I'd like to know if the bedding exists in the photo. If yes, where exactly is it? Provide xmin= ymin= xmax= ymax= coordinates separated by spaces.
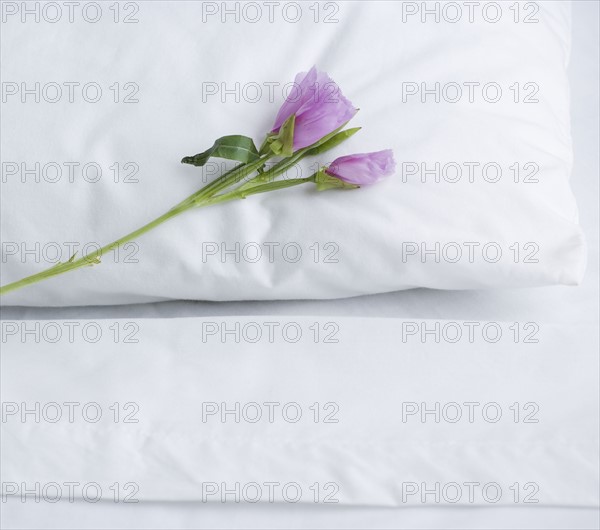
xmin=3 ymin=503 xmax=599 ymax=530
xmin=0 ymin=0 xmax=587 ymax=306
xmin=2 ymin=503 xmax=598 ymax=530
xmin=1 ymin=2 xmax=598 ymax=529
xmin=2 ymin=316 xmax=598 ymax=506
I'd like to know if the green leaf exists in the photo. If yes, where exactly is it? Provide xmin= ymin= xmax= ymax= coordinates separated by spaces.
xmin=181 ymin=135 xmax=260 ymax=167
xmin=305 ymin=127 xmax=361 ymax=156
xmin=315 ymin=168 xmax=359 ymax=191
xmin=299 ymin=112 xmax=359 ymax=156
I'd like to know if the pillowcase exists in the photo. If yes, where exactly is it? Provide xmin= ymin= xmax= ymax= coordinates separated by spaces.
xmin=0 ymin=1 xmax=585 ymax=306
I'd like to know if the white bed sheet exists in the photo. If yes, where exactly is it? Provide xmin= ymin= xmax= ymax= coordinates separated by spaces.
xmin=2 ymin=503 xmax=599 ymax=530
xmin=3 ymin=316 xmax=597 ymax=505
xmin=1 ymin=1 xmax=598 ymax=529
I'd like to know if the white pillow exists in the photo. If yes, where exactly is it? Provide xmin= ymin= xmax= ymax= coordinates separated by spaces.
xmin=0 ymin=1 xmax=585 ymax=306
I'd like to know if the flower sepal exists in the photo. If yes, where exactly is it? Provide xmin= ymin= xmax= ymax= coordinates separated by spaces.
xmin=262 ymin=114 xmax=296 ymax=157
xmin=314 ymin=168 xmax=360 ymax=191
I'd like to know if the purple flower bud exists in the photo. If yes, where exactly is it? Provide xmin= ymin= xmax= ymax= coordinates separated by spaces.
xmin=272 ymin=67 xmax=357 ymax=150
xmin=325 ymin=150 xmax=396 ymax=185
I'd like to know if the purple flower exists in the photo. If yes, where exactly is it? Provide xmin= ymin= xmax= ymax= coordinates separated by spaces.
xmin=272 ymin=67 xmax=357 ymax=150
xmin=325 ymin=150 xmax=396 ymax=185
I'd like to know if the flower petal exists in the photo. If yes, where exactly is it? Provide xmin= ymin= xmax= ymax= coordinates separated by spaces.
xmin=325 ymin=150 xmax=396 ymax=185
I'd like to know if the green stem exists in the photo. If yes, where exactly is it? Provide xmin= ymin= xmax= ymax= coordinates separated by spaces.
xmin=0 ymin=175 xmax=318 ymax=296
xmin=0 ymin=202 xmax=191 ymax=296
xmin=0 ymin=124 xmax=358 ymax=297
xmin=0 ymin=156 xmax=274 ymax=297
xmin=210 ymin=176 xmax=316 ymax=205
xmin=241 ymin=125 xmax=361 ymax=189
